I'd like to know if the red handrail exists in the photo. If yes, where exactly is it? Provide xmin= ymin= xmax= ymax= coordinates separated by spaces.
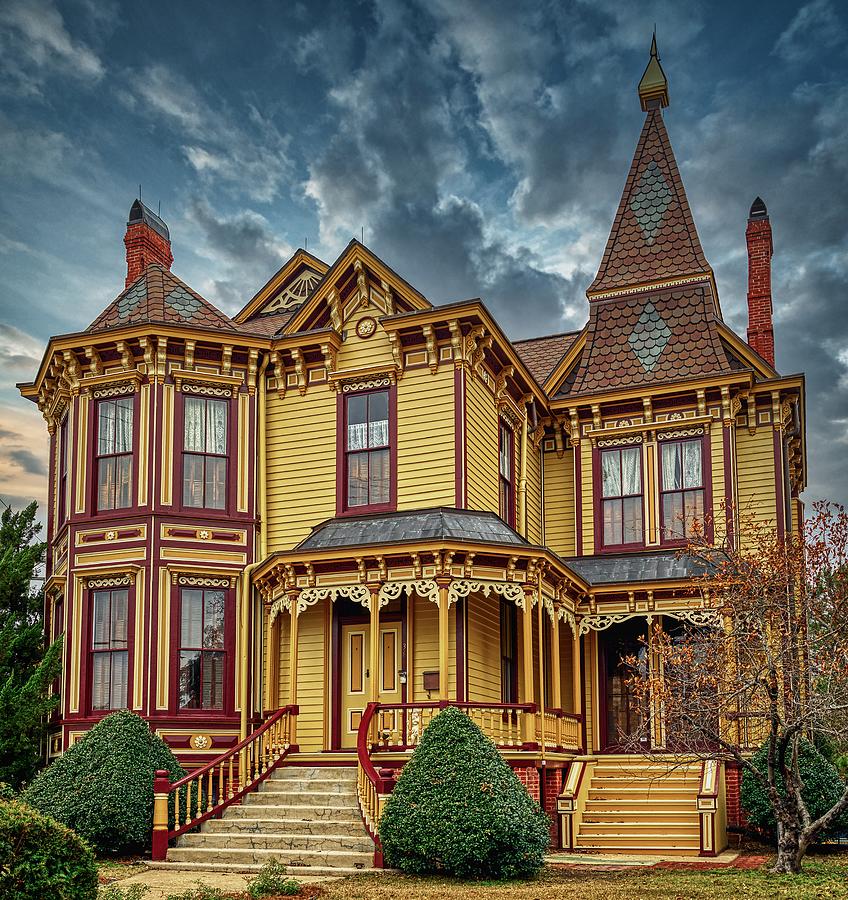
xmin=152 ymin=705 xmax=298 ymax=860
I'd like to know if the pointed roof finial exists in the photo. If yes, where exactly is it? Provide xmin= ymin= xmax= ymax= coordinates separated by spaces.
xmin=638 ymin=31 xmax=669 ymax=111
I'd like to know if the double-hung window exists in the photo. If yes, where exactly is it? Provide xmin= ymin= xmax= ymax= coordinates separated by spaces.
xmin=600 ymin=446 xmax=643 ymax=548
xmin=345 ymin=390 xmax=390 ymax=509
xmin=660 ymin=439 xmax=705 ymax=542
xmin=96 ymin=397 xmax=133 ymax=511
xmin=178 ymin=588 xmax=226 ymax=710
xmin=91 ymin=589 xmax=128 ymax=710
xmin=183 ymin=397 xmax=228 ymax=509
xmin=499 ymin=422 xmax=515 ymax=527
xmin=500 ymin=598 xmax=517 ymax=703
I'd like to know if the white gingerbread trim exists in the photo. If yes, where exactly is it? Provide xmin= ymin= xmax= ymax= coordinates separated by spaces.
xmin=378 ymin=579 xmax=439 ymax=609
xmin=448 ymin=579 xmax=527 ymax=609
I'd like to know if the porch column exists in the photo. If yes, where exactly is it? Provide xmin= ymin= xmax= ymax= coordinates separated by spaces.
xmin=263 ymin=608 xmax=274 ymax=712
xmin=287 ymin=591 xmax=299 ymax=745
xmin=369 ymin=587 xmax=381 ymax=703
xmin=550 ymin=611 xmax=562 ymax=748
xmin=571 ymin=626 xmax=582 ymax=723
xmin=522 ymin=586 xmax=536 ymax=744
xmin=648 ymin=615 xmax=665 ymax=748
xmin=438 ymin=579 xmax=450 ymax=700
xmin=536 ymin=588 xmax=546 ymax=755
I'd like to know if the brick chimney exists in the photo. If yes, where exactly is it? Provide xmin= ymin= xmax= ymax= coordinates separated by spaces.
xmin=124 ymin=199 xmax=173 ymax=288
xmin=746 ymin=196 xmax=775 ymax=367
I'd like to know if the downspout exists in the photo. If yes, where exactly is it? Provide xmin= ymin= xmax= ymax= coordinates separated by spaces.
xmin=240 ymin=354 xmax=270 ymax=742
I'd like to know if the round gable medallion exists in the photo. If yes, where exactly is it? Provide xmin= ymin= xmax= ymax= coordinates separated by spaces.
xmin=356 ymin=316 xmax=377 ymax=339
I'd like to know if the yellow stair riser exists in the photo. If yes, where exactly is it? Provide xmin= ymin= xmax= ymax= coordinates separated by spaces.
xmin=579 ymin=822 xmax=700 ymax=836
xmin=586 ymin=790 xmax=696 ymax=802
xmin=582 ymin=813 xmax=700 ymax=825
xmin=575 ymin=841 xmax=702 ymax=856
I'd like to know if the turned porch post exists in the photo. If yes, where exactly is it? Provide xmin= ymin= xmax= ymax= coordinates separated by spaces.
xmin=287 ymin=590 xmax=299 ymax=745
xmin=572 ymin=625 xmax=583 ymax=725
xmin=263 ymin=608 xmax=274 ymax=712
xmin=550 ymin=608 xmax=562 ymax=747
xmin=438 ymin=579 xmax=450 ymax=700
xmin=369 ymin=587 xmax=381 ymax=703
xmin=522 ymin=585 xmax=536 ymax=744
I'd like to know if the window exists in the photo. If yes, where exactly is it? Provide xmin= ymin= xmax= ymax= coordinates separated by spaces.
xmin=96 ymin=397 xmax=133 ymax=511
xmin=500 ymin=599 xmax=517 ymax=703
xmin=91 ymin=589 xmax=128 ymax=710
xmin=600 ymin=446 xmax=643 ymax=547
xmin=183 ymin=397 xmax=228 ymax=509
xmin=58 ymin=415 xmax=68 ymax=525
xmin=499 ymin=421 xmax=515 ymax=527
xmin=660 ymin=439 xmax=704 ymax=542
xmin=178 ymin=588 xmax=226 ymax=710
xmin=345 ymin=390 xmax=390 ymax=509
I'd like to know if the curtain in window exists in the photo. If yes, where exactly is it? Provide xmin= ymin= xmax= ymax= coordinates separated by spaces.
xmin=621 ymin=447 xmax=641 ymax=494
xmin=347 ymin=423 xmax=368 ymax=451
xmin=184 ymin=398 xmax=205 ymax=452
xmin=114 ymin=399 xmax=133 ymax=453
xmin=111 ymin=651 xmax=128 ymax=709
xmin=111 ymin=591 xmax=128 ymax=645
xmin=98 ymin=403 xmax=115 ymax=454
xmin=92 ymin=591 xmax=110 ymax=649
xmin=204 ymin=457 xmax=227 ymax=509
xmin=92 ymin=654 xmax=110 ymax=709
xmin=369 ymin=449 xmax=390 ymax=505
xmin=601 ymin=452 xmax=621 ymax=497
xmin=368 ymin=419 xmax=389 ymax=447
xmin=181 ymin=590 xmax=203 ymax=647
xmin=683 ymin=440 xmax=702 ymax=488
xmin=207 ymin=400 xmax=227 ymax=454
xmin=662 ymin=442 xmax=681 ymax=491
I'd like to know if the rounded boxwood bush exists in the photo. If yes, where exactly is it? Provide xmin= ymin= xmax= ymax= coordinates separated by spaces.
xmin=23 ymin=709 xmax=185 ymax=855
xmin=0 ymin=798 xmax=98 ymax=899
xmin=378 ymin=706 xmax=550 ymax=879
xmin=742 ymin=738 xmax=848 ymax=840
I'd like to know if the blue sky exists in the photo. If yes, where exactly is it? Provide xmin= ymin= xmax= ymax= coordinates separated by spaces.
xmin=1 ymin=0 xmax=846 ymax=512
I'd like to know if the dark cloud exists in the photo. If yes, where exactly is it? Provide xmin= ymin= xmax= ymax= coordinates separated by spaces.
xmin=7 ymin=448 xmax=46 ymax=476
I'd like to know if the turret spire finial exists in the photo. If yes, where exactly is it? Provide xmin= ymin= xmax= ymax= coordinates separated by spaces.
xmin=638 ymin=32 xmax=669 ymax=111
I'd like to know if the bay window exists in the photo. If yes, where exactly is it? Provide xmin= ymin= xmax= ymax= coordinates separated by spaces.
xmin=600 ymin=445 xmax=644 ymax=548
xmin=499 ymin=421 xmax=515 ymax=527
xmin=91 ymin=588 xmax=128 ymax=710
xmin=660 ymin=438 xmax=705 ymax=542
xmin=178 ymin=588 xmax=226 ymax=710
xmin=344 ymin=390 xmax=390 ymax=509
xmin=96 ymin=397 xmax=133 ymax=511
xmin=183 ymin=397 xmax=228 ymax=509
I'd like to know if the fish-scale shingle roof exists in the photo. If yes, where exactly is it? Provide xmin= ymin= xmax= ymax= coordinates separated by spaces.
xmin=513 ymin=332 xmax=580 ymax=386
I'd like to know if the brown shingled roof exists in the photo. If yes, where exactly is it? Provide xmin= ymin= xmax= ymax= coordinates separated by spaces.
xmin=88 ymin=265 xmax=237 ymax=334
xmin=513 ymin=332 xmax=580 ymax=386
xmin=588 ymin=108 xmax=710 ymax=296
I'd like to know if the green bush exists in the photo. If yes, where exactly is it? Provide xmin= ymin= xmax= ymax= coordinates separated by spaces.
xmin=23 ymin=709 xmax=185 ymax=855
xmin=164 ymin=883 xmax=225 ymax=900
xmin=378 ymin=706 xmax=550 ymax=880
xmin=741 ymin=738 xmax=848 ymax=840
xmin=0 ymin=798 xmax=98 ymax=899
xmin=98 ymin=885 xmax=150 ymax=900
xmin=247 ymin=860 xmax=300 ymax=897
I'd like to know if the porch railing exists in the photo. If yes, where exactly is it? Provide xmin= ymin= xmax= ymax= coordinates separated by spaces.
xmin=355 ymin=700 xmax=582 ymax=864
xmin=722 ymin=710 xmax=770 ymax=750
xmin=152 ymin=705 xmax=298 ymax=861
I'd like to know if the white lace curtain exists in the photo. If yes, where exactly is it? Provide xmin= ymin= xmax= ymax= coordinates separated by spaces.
xmin=602 ymin=447 xmax=641 ymax=498
xmin=185 ymin=397 xmax=228 ymax=454
xmin=347 ymin=419 xmax=389 ymax=451
xmin=661 ymin=440 xmax=702 ymax=491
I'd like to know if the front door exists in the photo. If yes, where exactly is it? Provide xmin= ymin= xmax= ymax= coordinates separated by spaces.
xmin=600 ymin=619 xmax=650 ymax=751
xmin=339 ymin=622 xmax=403 ymax=750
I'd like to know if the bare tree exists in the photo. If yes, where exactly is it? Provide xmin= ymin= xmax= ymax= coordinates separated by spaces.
xmin=623 ymin=502 xmax=848 ymax=874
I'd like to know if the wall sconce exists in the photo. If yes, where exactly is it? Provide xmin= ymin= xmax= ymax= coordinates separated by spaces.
xmin=398 ymin=669 xmax=407 ymax=685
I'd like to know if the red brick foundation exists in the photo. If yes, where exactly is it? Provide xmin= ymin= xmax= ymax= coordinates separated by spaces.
xmin=512 ymin=764 xmax=540 ymax=801
xmin=512 ymin=764 xmax=562 ymax=847
xmin=725 ymin=761 xmax=746 ymax=828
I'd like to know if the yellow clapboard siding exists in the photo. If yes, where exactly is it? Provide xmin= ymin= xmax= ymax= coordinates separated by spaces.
xmin=543 ymin=448 xmax=576 ymax=556
xmin=466 ymin=593 xmax=501 ymax=703
xmin=559 ymin=622 xmax=575 ymax=714
xmin=411 ymin=596 xmax=456 ymax=700
xmin=735 ymin=427 xmax=778 ymax=536
xmin=580 ymin=441 xmax=594 ymax=555
xmin=295 ymin=604 xmax=326 ymax=752
xmin=336 ymin=308 xmax=395 ymax=371
xmin=277 ymin=614 xmax=290 ymax=708
xmin=709 ymin=424 xmax=726 ymax=539
xmin=526 ymin=440 xmax=543 ymax=544
xmin=465 ymin=374 xmax=499 ymax=514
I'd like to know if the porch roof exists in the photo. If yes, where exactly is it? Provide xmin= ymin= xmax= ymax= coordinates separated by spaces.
xmin=296 ymin=507 xmax=529 ymax=551
xmin=562 ymin=550 xmax=707 ymax=586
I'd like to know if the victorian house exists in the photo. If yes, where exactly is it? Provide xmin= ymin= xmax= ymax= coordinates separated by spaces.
xmin=19 ymin=43 xmax=805 ymax=866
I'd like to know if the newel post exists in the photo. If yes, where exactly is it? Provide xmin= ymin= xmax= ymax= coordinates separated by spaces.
xmin=151 ymin=770 xmax=170 ymax=861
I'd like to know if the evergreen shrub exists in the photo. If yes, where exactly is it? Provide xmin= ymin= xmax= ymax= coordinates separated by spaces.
xmin=377 ymin=706 xmax=550 ymax=879
xmin=741 ymin=738 xmax=848 ymax=840
xmin=0 ymin=798 xmax=98 ymax=900
xmin=23 ymin=709 xmax=185 ymax=854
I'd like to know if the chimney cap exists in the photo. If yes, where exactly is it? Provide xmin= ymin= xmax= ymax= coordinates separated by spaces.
xmin=749 ymin=196 xmax=768 ymax=220
xmin=128 ymin=198 xmax=170 ymax=241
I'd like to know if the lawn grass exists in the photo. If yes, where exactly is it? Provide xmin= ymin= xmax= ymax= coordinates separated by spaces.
xmin=322 ymin=854 xmax=848 ymax=900
xmin=97 ymin=858 xmax=148 ymax=883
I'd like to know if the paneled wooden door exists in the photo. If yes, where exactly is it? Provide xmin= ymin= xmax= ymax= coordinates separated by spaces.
xmin=340 ymin=622 xmax=403 ymax=750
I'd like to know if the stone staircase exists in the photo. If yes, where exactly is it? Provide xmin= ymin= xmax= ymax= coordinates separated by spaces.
xmin=160 ymin=765 xmax=375 ymax=874
xmin=575 ymin=756 xmax=702 ymax=854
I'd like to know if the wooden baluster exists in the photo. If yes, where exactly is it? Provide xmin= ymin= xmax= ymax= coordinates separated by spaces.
xmin=227 ymin=756 xmax=234 ymax=799
xmin=217 ymin=762 xmax=224 ymax=809
xmin=207 ymin=768 xmax=213 ymax=813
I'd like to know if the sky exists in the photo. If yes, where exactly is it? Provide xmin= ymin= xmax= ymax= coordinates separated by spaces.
xmin=0 ymin=0 xmax=846 ymax=515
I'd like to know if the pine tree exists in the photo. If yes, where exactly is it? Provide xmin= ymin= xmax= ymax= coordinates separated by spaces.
xmin=0 ymin=502 xmax=61 ymax=788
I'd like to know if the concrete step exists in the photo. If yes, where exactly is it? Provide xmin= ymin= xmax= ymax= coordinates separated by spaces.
xmin=247 ymin=790 xmax=358 ymax=806
xmin=179 ymin=832 xmax=374 ymax=852
xmin=229 ymin=804 xmax=361 ymax=821
xmin=260 ymin=778 xmax=358 ymax=794
xmin=167 ymin=846 xmax=374 ymax=869
xmin=269 ymin=766 xmax=357 ymax=780
xmin=205 ymin=817 xmax=364 ymax=836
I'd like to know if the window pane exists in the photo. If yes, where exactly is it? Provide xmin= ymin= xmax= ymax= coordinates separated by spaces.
xmin=92 ymin=591 xmax=110 ymax=649
xmin=603 ymin=498 xmax=623 ymax=546
xmin=207 ymin=400 xmax=228 ymax=455
xmin=685 ymin=489 xmax=705 ymax=533
xmin=622 ymin=496 xmax=643 ymax=543
xmin=500 ymin=426 xmax=512 ymax=480
xmin=98 ymin=400 xmax=115 ymax=455
xmin=92 ymin=654 xmax=111 ymax=709
xmin=369 ymin=449 xmax=390 ymax=505
xmin=203 ymin=591 xmax=225 ymax=649
xmin=111 ymin=590 xmax=128 ymax=647
xmin=115 ymin=455 xmax=132 ymax=509
xmin=184 ymin=398 xmax=206 ymax=452
xmin=601 ymin=450 xmax=621 ymax=498
xmin=368 ymin=392 xmax=389 ymax=448
xmin=114 ymin=398 xmax=133 ymax=453
xmin=98 ymin=457 xmax=115 ymax=511
xmin=347 ymin=396 xmax=367 ymax=450
xmin=683 ymin=440 xmax=702 ymax=489
xmin=662 ymin=442 xmax=682 ymax=491
xmin=205 ymin=457 xmax=227 ymax=510
xmin=181 ymin=590 xmax=203 ymax=647
xmin=347 ymin=452 xmax=369 ymax=506
xmin=111 ymin=650 xmax=128 ymax=709
xmin=179 ymin=650 xmax=201 ymax=708
xmin=202 ymin=651 xmax=225 ymax=709
xmin=621 ymin=448 xmax=642 ymax=495
xmin=183 ymin=454 xmax=205 ymax=507
xmin=663 ymin=492 xmax=685 ymax=540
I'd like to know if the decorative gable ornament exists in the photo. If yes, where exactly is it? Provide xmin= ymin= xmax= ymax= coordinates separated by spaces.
xmin=262 ymin=269 xmax=322 ymax=315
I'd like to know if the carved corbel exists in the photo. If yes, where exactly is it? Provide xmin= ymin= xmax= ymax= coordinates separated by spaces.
xmin=553 ymin=418 xmax=564 ymax=457
xmin=591 ymin=404 xmax=601 ymax=431
xmin=720 ymin=386 xmax=732 ymax=423
xmin=386 ymin=331 xmax=404 ymax=378
xmin=85 ymin=346 xmax=103 ymax=376
xmin=221 ymin=345 xmax=233 ymax=375
xmin=422 ymin=324 xmax=438 ymax=374
xmin=292 ymin=348 xmax=307 ymax=395
xmin=742 ymin=391 xmax=756 ymax=435
xmin=642 ymin=396 xmax=653 ymax=423
xmin=320 ymin=342 xmax=337 ymax=380
xmin=463 ymin=324 xmax=485 ymax=368
xmin=531 ymin=421 xmax=546 ymax=449
xmin=472 ymin=335 xmax=493 ymax=377
xmin=327 ymin=289 xmax=342 ymax=332
xmin=61 ymin=350 xmax=80 ymax=391
xmin=354 ymin=259 xmax=369 ymax=308
xmin=138 ymin=337 xmax=153 ymax=371
xmin=247 ymin=349 xmax=259 ymax=394
xmin=114 ymin=341 xmax=132 ymax=371
xmin=156 ymin=337 xmax=168 ymax=382
xmin=270 ymin=351 xmax=286 ymax=399
xmin=696 ymin=389 xmax=706 ymax=417
xmin=381 ymin=281 xmax=395 ymax=316
xmin=184 ymin=340 xmax=195 ymax=370
xmin=448 ymin=320 xmax=464 ymax=366
xmin=494 ymin=365 xmax=514 ymax=401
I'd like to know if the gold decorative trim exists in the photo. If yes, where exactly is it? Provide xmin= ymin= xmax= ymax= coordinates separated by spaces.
xmin=588 ymin=272 xmax=711 ymax=302
xmin=86 ymin=573 xmax=132 ymax=589
xmin=92 ymin=380 xmax=136 ymax=399
xmin=656 ymin=426 xmax=706 ymax=441
xmin=597 ymin=434 xmax=643 ymax=448
xmin=181 ymin=382 xmax=234 ymax=398
xmin=175 ymin=574 xmax=233 ymax=588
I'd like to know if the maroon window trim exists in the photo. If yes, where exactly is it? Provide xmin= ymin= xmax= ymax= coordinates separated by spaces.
xmin=658 ymin=434 xmax=713 ymax=546
xmin=58 ymin=414 xmax=69 ymax=526
xmin=336 ymin=385 xmax=397 ymax=516
xmin=594 ymin=444 xmax=646 ymax=552
xmin=169 ymin=583 xmax=236 ymax=717
xmin=93 ymin=396 xmax=135 ymax=513
xmin=500 ymin=598 xmax=518 ymax=703
xmin=499 ymin=420 xmax=516 ymax=527
xmin=84 ymin=584 xmax=135 ymax=716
